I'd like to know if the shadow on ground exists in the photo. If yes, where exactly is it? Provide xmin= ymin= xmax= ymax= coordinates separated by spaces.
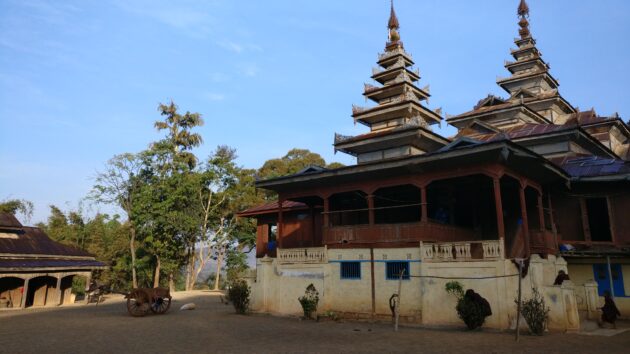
xmin=1 ymin=291 xmax=629 ymax=354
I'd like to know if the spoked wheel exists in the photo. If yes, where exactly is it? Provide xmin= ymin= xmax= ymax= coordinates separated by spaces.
xmin=127 ymin=297 xmax=150 ymax=317
xmin=150 ymin=296 xmax=172 ymax=314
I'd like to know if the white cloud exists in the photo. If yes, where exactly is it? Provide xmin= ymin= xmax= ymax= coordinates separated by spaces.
xmin=238 ymin=63 xmax=259 ymax=77
xmin=205 ymin=93 xmax=225 ymax=101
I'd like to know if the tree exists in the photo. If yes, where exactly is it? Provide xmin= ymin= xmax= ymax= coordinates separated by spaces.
xmin=0 ymin=198 xmax=34 ymax=222
xmin=91 ymin=153 xmax=143 ymax=288
xmin=132 ymin=101 xmax=205 ymax=289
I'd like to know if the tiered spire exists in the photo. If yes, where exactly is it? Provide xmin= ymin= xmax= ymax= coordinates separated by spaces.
xmin=497 ymin=0 xmax=559 ymax=96
xmin=446 ymin=0 xmax=575 ymax=129
xmin=335 ymin=1 xmax=448 ymax=164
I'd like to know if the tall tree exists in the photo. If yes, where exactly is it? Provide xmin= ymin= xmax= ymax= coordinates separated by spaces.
xmin=91 ymin=153 xmax=143 ymax=288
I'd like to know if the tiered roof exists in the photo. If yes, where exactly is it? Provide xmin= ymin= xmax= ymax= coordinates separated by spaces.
xmin=448 ymin=0 xmax=575 ymax=129
xmin=335 ymin=1 xmax=448 ymax=164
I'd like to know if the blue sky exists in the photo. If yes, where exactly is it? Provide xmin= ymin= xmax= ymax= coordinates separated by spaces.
xmin=1 ymin=0 xmax=629 ymax=224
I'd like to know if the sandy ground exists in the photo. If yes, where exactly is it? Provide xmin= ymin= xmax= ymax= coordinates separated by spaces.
xmin=1 ymin=291 xmax=629 ymax=354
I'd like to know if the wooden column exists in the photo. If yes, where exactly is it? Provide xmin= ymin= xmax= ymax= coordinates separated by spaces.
xmin=421 ymin=186 xmax=428 ymax=223
xmin=367 ymin=194 xmax=375 ymax=225
xmin=278 ymin=199 xmax=284 ymax=249
xmin=493 ymin=178 xmax=505 ymax=239
xmin=84 ymin=273 xmax=92 ymax=304
xmin=55 ymin=275 xmax=62 ymax=306
xmin=20 ymin=277 xmax=30 ymax=308
xmin=537 ymin=193 xmax=545 ymax=232
xmin=323 ymin=197 xmax=330 ymax=228
xmin=519 ymin=185 xmax=530 ymax=256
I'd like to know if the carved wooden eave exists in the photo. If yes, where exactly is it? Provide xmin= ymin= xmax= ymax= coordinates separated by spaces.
xmin=256 ymin=140 xmax=569 ymax=193
xmin=505 ymin=57 xmax=549 ymax=74
xmin=353 ymin=100 xmax=442 ymax=127
xmin=363 ymin=81 xmax=429 ymax=102
xmin=497 ymin=71 xmax=559 ymax=89
xmin=334 ymin=125 xmax=449 ymax=156
xmin=513 ymin=127 xmax=620 ymax=160
xmin=447 ymin=104 xmax=550 ymax=129
xmin=371 ymin=66 xmax=420 ymax=85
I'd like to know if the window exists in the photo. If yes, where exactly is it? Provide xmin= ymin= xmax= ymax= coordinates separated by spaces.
xmin=585 ymin=198 xmax=612 ymax=242
xmin=593 ymin=264 xmax=626 ymax=297
xmin=386 ymin=262 xmax=410 ymax=280
xmin=340 ymin=262 xmax=361 ymax=280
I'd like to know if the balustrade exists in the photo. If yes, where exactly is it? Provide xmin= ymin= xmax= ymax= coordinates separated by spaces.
xmin=277 ymin=247 xmax=327 ymax=264
xmin=420 ymin=240 xmax=504 ymax=262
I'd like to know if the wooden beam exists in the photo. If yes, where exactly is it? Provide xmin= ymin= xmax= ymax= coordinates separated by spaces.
xmin=421 ymin=186 xmax=428 ymax=223
xmin=367 ymin=195 xmax=375 ymax=225
xmin=278 ymin=199 xmax=284 ymax=249
xmin=519 ymin=185 xmax=530 ymax=256
xmin=493 ymin=177 xmax=505 ymax=239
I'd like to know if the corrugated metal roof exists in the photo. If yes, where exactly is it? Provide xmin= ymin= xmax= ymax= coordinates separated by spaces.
xmin=0 ymin=213 xmax=23 ymax=230
xmin=558 ymin=156 xmax=630 ymax=178
xmin=467 ymin=123 xmax=573 ymax=142
xmin=0 ymin=226 xmax=94 ymax=258
xmin=238 ymin=200 xmax=308 ymax=217
xmin=0 ymin=258 xmax=106 ymax=270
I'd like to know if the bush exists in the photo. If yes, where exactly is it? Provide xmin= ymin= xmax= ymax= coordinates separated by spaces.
xmin=298 ymin=284 xmax=319 ymax=319
xmin=227 ymin=280 xmax=250 ymax=314
xmin=445 ymin=282 xmax=492 ymax=330
xmin=520 ymin=288 xmax=550 ymax=335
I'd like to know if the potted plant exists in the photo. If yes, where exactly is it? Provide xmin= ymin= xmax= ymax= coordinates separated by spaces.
xmin=298 ymin=284 xmax=319 ymax=319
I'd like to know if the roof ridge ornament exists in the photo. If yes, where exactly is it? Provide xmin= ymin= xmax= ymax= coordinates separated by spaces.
xmin=517 ymin=0 xmax=531 ymax=39
xmin=387 ymin=0 xmax=401 ymax=44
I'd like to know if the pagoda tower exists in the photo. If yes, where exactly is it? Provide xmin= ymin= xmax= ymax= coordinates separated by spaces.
xmin=335 ymin=1 xmax=448 ymax=164
xmin=447 ymin=0 xmax=576 ymax=131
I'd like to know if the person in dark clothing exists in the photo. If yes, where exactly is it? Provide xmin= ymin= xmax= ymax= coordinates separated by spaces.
xmin=553 ymin=270 xmax=570 ymax=285
xmin=599 ymin=291 xmax=621 ymax=329
xmin=465 ymin=289 xmax=492 ymax=317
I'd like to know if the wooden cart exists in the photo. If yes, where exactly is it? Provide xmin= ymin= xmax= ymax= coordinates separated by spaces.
xmin=125 ymin=287 xmax=172 ymax=317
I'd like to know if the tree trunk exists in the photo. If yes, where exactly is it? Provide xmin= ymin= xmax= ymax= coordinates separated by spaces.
xmin=169 ymin=272 xmax=175 ymax=293
xmin=153 ymin=255 xmax=161 ymax=288
xmin=213 ymin=251 xmax=223 ymax=291
xmin=130 ymin=225 xmax=138 ymax=288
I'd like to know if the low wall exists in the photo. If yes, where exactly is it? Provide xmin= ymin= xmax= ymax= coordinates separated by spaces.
xmin=248 ymin=250 xmax=580 ymax=331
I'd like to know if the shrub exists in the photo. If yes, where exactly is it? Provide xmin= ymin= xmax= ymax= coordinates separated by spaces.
xmin=520 ymin=288 xmax=550 ymax=335
xmin=227 ymin=280 xmax=250 ymax=314
xmin=298 ymin=284 xmax=319 ymax=319
xmin=445 ymin=282 xmax=492 ymax=330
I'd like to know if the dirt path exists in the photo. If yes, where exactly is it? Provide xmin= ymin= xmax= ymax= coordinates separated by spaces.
xmin=0 ymin=291 xmax=628 ymax=354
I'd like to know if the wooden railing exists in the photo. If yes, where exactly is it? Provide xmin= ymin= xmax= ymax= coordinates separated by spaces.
xmin=324 ymin=222 xmax=475 ymax=245
xmin=420 ymin=240 xmax=504 ymax=262
xmin=277 ymin=247 xmax=327 ymax=264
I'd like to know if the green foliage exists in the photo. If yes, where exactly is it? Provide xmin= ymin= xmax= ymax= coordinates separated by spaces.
xmin=0 ymin=198 xmax=34 ymax=221
xmin=72 ymin=277 xmax=86 ymax=296
xmin=455 ymin=297 xmax=489 ymax=330
xmin=228 ymin=280 xmax=250 ymax=314
xmin=445 ymin=282 xmax=490 ymax=330
xmin=520 ymin=288 xmax=550 ymax=335
xmin=298 ymin=284 xmax=320 ymax=319
xmin=225 ymin=249 xmax=248 ymax=284
xmin=445 ymin=281 xmax=464 ymax=300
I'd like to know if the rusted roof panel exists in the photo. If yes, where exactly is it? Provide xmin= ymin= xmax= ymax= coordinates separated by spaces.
xmin=0 ymin=226 xmax=94 ymax=257
xmin=238 ymin=200 xmax=308 ymax=217
xmin=0 ymin=258 xmax=106 ymax=270
xmin=0 ymin=213 xmax=23 ymax=230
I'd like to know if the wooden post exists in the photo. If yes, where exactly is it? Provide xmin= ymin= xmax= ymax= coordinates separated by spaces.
xmin=20 ymin=277 xmax=30 ymax=309
xmin=55 ymin=276 xmax=62 ymax=306
xmin=394 ymin=268 xmax=405 ymax=332
xmin=278 ymin=199 xmax=284 ymax=249
xmin=493 ymin=178 xmax=505 ymax=239
xmin=537 ymin=193 xmax=545 ymax=232
xmin=367 ymin=194 xmax=375 ymax=225
xmin=516 ymin=259 xmax=523 ymax=342
xmin=323 ymin=197 xmax=330 ymax=228
xmin=421 ymin=186 xmax=428 ymax=223
xmin=370 ymin=248 xmax=376 ymax=316
xmin=519 ymin=186 xmax=530 ymax=256
xmin=607 ymin=256 xmax=615 ymax=299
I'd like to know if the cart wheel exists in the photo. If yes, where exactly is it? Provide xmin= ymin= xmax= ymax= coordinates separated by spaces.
xmin=150 ymin=296 xmax=172 ymax=314
xmin=127 ymin=297 xmax=149 ymax=317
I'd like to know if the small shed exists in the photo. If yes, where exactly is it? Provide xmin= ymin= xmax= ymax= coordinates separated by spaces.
xmin=0 ymin=213 xmax=106 ymax=308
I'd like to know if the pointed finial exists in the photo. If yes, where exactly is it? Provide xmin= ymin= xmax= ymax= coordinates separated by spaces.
xmin=388 ymin=0 xmax=400 ymax=29
xmin=517 ymin=0 xmax=531 ymax=39
xmin=518 ymin=0 xmax=530 ymax=18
